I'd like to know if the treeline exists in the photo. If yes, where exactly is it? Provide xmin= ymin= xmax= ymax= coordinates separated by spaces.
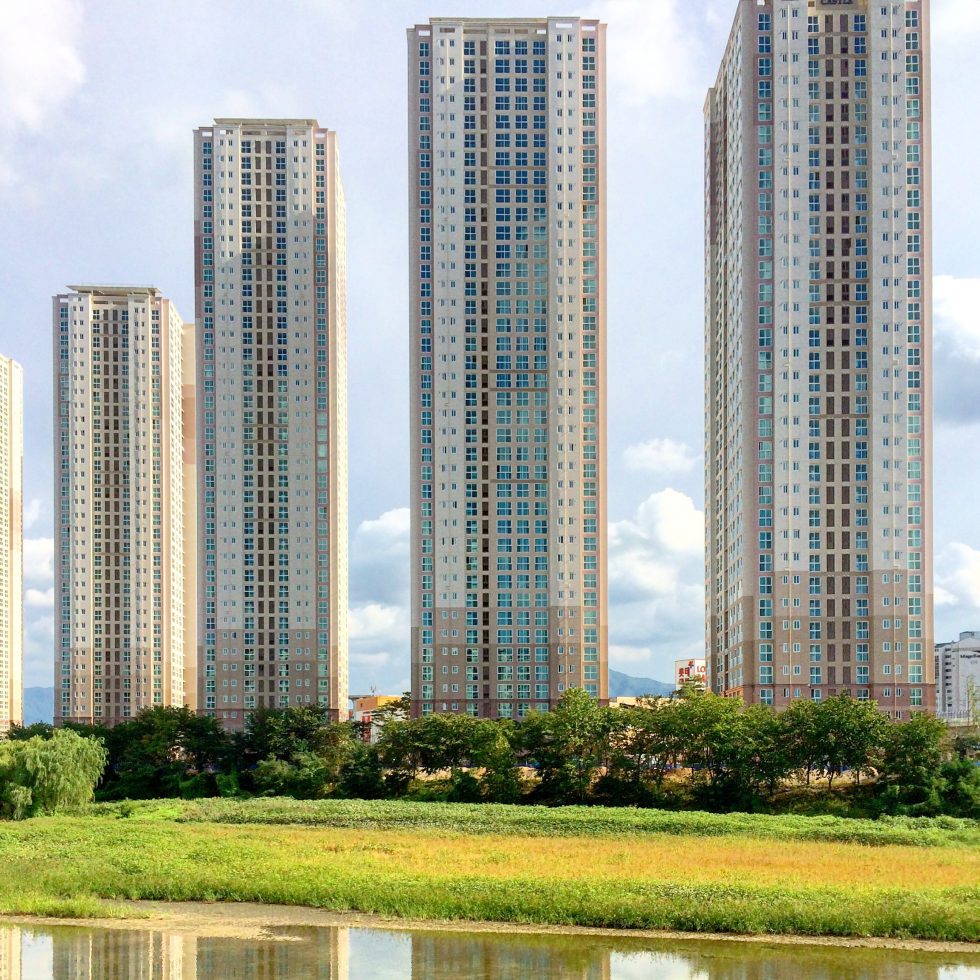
xmin=7 ymin=689 xmax=980 ymax=819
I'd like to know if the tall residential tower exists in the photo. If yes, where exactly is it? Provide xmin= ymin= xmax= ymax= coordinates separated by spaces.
xmin=0 ymin=354 xmax=22 ymax=735
xmin=194 ymin=119 xmax=348 ymax=728
xmin=705 ymin=0 xmax=933 ymax=715
xmin=408 ymin=18 xmax=608 ymax=718
xmin=54 ymin=287 xmax=192 ymax=725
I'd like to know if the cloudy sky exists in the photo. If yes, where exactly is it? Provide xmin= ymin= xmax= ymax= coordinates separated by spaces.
xmin=2 ymin=0 xmax=978 ymax=695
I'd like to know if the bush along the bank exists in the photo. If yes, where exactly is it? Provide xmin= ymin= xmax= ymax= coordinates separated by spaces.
xmin=5 ymin=691 xmax=979 ymax=818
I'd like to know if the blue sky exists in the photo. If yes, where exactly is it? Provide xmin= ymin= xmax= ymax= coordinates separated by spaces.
xmin=1 ymin=0 xmax=978 ymax=694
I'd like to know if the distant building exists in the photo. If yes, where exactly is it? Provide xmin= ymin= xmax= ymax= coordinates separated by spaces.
xmin=674 ymin=659 xmax=706 ymax=692
xmin=54 ymin=287 xmax=192 ymax=726
xmin=350 ymin=695 xmax=405 ymax=743
xmin=935 ymin=632 xmax=980 ymax=722
xmin=608 ymin=696 xmax=639 ymax=710
xmin=0 ymin=353 xmax=22 ymax=736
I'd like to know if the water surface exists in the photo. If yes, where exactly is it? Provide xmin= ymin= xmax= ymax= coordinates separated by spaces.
xmin=1 ymin=919 xmax=978 ymax=979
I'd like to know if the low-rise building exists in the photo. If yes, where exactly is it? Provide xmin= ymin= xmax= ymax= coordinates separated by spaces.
xmin=350 ymin=694 xmax=405 ymax=743
xmin=936 ymin=632 xmax=980 ymax=722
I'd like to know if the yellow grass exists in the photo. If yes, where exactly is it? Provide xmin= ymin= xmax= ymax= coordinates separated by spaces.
xmin=235 ymin=825 xmax=979 ymax=892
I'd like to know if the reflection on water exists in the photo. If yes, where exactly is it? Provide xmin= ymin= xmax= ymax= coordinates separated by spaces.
xmin=0 ymin=921 xmax=977 ymax=980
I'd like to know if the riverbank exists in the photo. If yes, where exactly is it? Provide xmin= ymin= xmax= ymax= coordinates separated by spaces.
xmin=0 ymin=800 xmax=977 ymax=942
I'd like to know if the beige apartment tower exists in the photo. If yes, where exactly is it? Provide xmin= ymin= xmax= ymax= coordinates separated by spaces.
xmin=408 ymin=18 xmax=609 ymax=718
xmin=194 ymin=119 xmax=348 ymax=729
xmin=705 ymin=0 xmax=933 ymax=715
xmin=0 ymin=354 xmax=23 ymax=735
xmin=54 ymin=287 xmax=193 ymax=725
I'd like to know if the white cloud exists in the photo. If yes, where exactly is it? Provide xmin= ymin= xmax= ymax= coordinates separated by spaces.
xmin=25 ymin=587 xmax=54 ymax=609
xmin=349 ymin=601 xmax=408 ymax=642
xmin=22 ymin=537 xmax=56 ymax=687
xmin=347 ymin=600 xmax=409 ymax=693
xmin=624 ymin=437 xmax=699 ymax=474
xmin=150 ymin=84 xmax=303 ymax=158
xmin=936 ymin=542 xmax=980 ymax=612
xmin=584 ymin=0 xmax=705 ymax=104
xmin=350 ymin=507 xmax=410 ymax=606
xmin=613 ymin=487 xmax=704 ymax=559
xmin=933 ymin=0 xmax=980 ymax=41
xmin=607 ymin=490 xmax=705 ymax=680
xmin=609 ymin=643 xmax=655 ymax=666
xmin=934 ymin=275 xmax=980 ymax=363
xmin=23 ymin=537 xmax=54 ymax=587
xmin=0 ymin=0 xmax=84 ymax=133
xmin=356 ymin=507 xmax=410 ymax=543
xmin=347 ymin=509 xmax=412 ymax=691
xmin=23 ymin=498 xmax=42 ymax=530
xmin=0 ymin=0 xmax=85 ymax=184
xmin=932 ymin=276 xmax=980 ymax=424
xmin=24 ymin=615 xmax=53 ymax=688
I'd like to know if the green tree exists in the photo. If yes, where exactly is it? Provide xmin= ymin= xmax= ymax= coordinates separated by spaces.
xmin=742 ymin=704 xmax=790 ymax=798
xmin=336 ymin=742 xmax=388 ymax=799
xmin=238 ymin=705 xmax=332 ymax=768
xmin=672 ymin=689 xmax=744 ymax=786
xmin=813 ymin=694 xmax=888 ymax=788
xmin=0 ymin=729 xmax=107 ymax=819
xmin=937 ymin=757 xmax=980 ymax=819
xmin=6 ymin=722 xmax=55 ymax=741
xmin=779 ymin=698 xmax=823 ymax=786
xmin=253 ymin=751 xmax=334 ymax=799
xmin=375 ymin=718 xmax=428 ymax=792
xmin=875 ymin=712 xmax=947 ymax=814
xmin=518 ymin=689 xmax=611 ymax=803
xmin=600 ymin=700 xmax=679 ymax=804
xmin=103 ymin=706 xmax=230 ymax=799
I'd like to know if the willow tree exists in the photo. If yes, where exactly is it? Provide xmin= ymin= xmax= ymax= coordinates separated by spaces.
xmin=0 ymin=729 xmax=107 ymax=819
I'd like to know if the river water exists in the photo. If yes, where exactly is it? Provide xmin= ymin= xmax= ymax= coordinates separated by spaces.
xmin=1 ymin=918 xmax=977 ymax=979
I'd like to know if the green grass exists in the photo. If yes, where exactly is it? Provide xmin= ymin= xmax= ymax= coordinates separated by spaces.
xmin=158 ymin=797 xmax=980 ymax=848
xmin=0 ymin=800 xmax=976 ymax=942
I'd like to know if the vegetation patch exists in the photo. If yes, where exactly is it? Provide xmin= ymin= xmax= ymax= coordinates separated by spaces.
xmin=167 ymin=797 xmax=980 ymax=848
xmin=0 ymin=807 xmax=976 ymax=941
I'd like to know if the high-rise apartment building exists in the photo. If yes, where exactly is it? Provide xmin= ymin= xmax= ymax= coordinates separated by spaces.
xmin=408 ymin=18 xmax=608 ymax=718
xmin=193 ymin=119 xmax=348 ymax=728
xmin=54 ymin=287 xmax=192 ymax=725
xmin=0 ymin=354 xmax=23 ymax=735
xmin=181 ymin=322 xmax=199 ymax=712
xmin=705 ymin=0 xmax=933 ymax=715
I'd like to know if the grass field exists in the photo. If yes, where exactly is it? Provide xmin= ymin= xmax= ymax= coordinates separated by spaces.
xmin=0 ymin=799 xmax=977 ymax=941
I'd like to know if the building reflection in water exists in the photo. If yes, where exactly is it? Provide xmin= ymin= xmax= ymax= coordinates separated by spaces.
xmin=47 ymin=926 xmax=349 ymax=980
xmin=0 ymin=922 xmax=960 ymax=980
xmin=0 ymin=927 xmax=21 ymax=980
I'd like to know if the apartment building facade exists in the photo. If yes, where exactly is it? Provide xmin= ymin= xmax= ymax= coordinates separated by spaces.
xmin=704 ymin=0 xmax=933 ymax=714
xmin=0 ymin=354 xmax=22 ymax=735
xmin=54 ymin=287 xmax=191 ymax=725
xmin=408 ymin=18 xmax=609 ymax=718
xmin=935 ymin=631 xmax=980 ymax=722
xmin=193 ymin=119 xmax=348 ymax=728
